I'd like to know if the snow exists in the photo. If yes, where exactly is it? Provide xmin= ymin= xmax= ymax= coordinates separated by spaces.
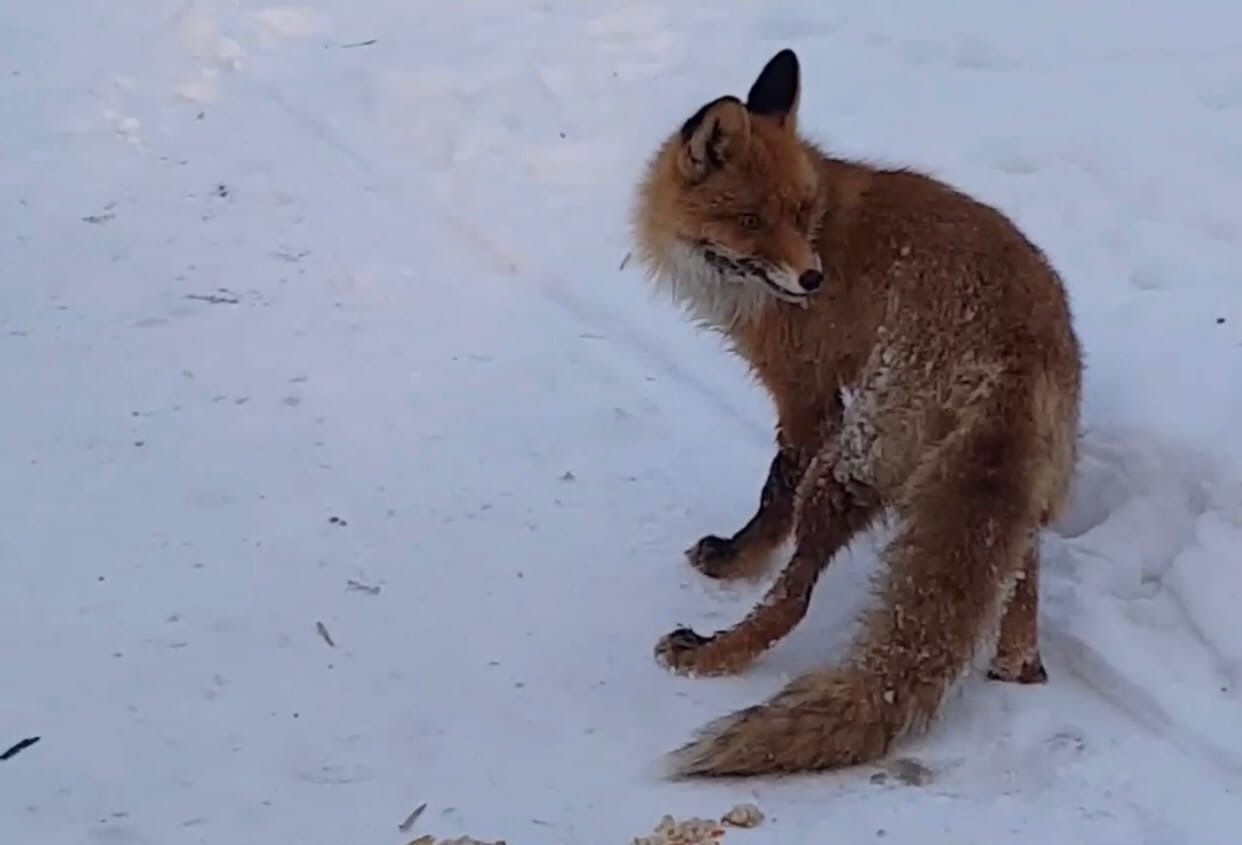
xmin=2 ymin=0 xmax=1241 ymax=842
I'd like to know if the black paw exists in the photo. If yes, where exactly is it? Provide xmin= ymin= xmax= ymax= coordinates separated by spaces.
xmin=987 ymin=657 xmax=1049 ymax=685
xmin=654 ymin=626 xmax=714 ymax=674
xmin=685 ymin=534 xmax=735 ymax=578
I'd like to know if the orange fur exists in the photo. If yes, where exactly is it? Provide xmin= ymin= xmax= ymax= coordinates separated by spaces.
xmin=631 ymin=49 xmax=1082 ymax=777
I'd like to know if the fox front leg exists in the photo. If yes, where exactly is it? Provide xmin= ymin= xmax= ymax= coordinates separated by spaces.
xmin=686 ymin=446 xmax=804 ymax=580
xmin=658 ymin=451 xmax=879 ymax=676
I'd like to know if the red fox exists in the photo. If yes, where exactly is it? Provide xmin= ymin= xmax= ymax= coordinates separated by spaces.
xmin=630 ymin=48 xmax=1083 ymax=777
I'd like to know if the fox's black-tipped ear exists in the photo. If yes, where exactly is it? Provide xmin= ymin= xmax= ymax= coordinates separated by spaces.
xmin=746 ymin=48 xmax=800 ymax=130
xmin=677 ymin=95 xmax=750 ymax=183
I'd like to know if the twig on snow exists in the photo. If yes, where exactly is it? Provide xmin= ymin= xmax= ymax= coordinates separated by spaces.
xmin=1 ymin=736 xmax=40 ymax=761
xmin=398 ymin=802 xmax=428 ymax=832
xmin=186 ymin=292 xmax=240 ymax=305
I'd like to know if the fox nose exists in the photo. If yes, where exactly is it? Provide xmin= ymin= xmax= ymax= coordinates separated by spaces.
xmin=798 ymin=269 xmax=824 ymax=292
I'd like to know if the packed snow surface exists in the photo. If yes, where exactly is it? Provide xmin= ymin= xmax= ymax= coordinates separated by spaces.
xmin=2 ymin=1 xmax=1241 ymax=843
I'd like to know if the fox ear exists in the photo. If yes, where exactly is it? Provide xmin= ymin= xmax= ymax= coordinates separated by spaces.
xmin=746 ymin=48 xmax=800 ymax=131
xmin=677 ymin=96 xmax=751 ymax=182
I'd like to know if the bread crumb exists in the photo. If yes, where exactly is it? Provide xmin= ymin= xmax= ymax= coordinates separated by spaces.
xmin=632 ymin=814 xmax=727 ymax=845
xmin=721 ymin=804 xmax=764 ymax=828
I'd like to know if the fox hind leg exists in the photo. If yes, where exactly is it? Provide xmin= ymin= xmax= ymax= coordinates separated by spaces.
xmin=987 ymin=537 xmax=1048 ymax=684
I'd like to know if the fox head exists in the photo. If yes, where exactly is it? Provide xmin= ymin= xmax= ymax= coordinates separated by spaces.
xmin=634 ymin=49 xmax=827 ymax=327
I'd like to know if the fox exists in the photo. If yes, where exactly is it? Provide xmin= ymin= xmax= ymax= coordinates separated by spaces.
xmin=629 ymin=48 xmax=1083 ymax=778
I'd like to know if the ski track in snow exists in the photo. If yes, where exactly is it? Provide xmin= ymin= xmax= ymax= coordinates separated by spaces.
xmin=3 ymin=1 xmax=1241 ymax=843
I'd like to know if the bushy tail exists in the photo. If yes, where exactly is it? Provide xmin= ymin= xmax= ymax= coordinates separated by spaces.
xmin=664 ymin=423 xmax=1037 ymax=778
xmin=663 ymin=667 xmax=912 ymax=777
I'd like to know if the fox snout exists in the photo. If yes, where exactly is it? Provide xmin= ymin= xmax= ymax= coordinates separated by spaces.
xmin=768 ymin=254 xmax=824 ymax=299
xmin=761 ymin=225 xmax=824 ymax=298
xmin=700 ymin=243 xmax=823 ymax=302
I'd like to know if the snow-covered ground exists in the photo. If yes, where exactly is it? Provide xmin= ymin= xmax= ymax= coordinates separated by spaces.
xmin=3 ymin=1 xmax=1241 ymax=843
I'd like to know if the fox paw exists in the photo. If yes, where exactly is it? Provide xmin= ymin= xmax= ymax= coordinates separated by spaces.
xmin=685 ymin=535 xmax=738 ymax=578
xmin=987 ymin=653 xmax=1049 ymax=685
xmin=654 ymin=627 xmax=715 ymax=676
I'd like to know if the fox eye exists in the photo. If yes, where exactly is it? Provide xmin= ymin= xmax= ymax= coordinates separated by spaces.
xmin=795 ymin=203 xmax=813 ymax=230
xmin=737 ymin=213 xmax=762 ymax=231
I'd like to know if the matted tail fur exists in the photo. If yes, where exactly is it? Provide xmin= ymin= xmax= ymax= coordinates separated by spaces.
xmin=663 ymin=420 xmax=1040 ymax=778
